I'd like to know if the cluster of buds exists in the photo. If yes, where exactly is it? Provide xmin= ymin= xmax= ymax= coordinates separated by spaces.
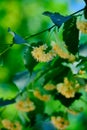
xmin=33 ymin=90 xmax=50 ymax=101
xmin=51 ymin=116 xmax=69 ymax=130
xmin=44 ymin=83 xmax=56 ymax=91
xmin=2 ymin=119 xmax=22 ymax=130
xmin=76 ymin=21 xmax=87 ymax=34
xmin=16 ymin=98 xmax=35 ymax=112
xmin=51 ymin=41 xmax=75 ymax=62
xmin=31 ymin=41 xmax=75 ymax=63
xmin=31 ymin=44 xmax=56 ymax=62
xmin=57 ymin=77 xmax=80 ymax=98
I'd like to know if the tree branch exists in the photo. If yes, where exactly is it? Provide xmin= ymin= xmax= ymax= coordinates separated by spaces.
xmin=24 ymin=25 xmax=55 ymax=40
xmin=70 ymin=6 xmax=86 ymax=16
xmin=24 ymin=7 xmax=86 ymax=40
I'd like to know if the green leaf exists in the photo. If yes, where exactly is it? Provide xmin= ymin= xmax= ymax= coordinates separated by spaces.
xmin=0 ymin=83 xmax=18 ymax=99
xmin=76 ymin=73 xmax=87 ymax=79
xmin=24 ymin=47 xmax=37 ymax=73
xmin=44 ymin=65 xmax=70 ymax=84
xmin=63 ymin=17 xmax=79 ymax=54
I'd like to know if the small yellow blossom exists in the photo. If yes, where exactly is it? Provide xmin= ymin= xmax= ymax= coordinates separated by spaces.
xmin=51 ymin=41 xmax=75 ymax=62
xmin=2 ymin=119 xmax=13 ymax=129
xmin=44 ymin=83 xmax=56 ymax=91
xmin=2 ymin=119 xmax=22 ymax=130
xmin=51 ymin=116 xmax=69 ymax=130
xmin=16 ymin=98 xmax=35 ymax=112
xmin=57 ymin=78 xmax=80 ymax=98
xmin=76 ymin=21 xmax=87 ymax=33
xmin=31 ymin=44 xmax=56 ymax=62
xmin=79 ymin=70 xmax=86 ymax=75
xmin=33 ymin=90 xmax=50 ymax=101
xmin=84 ymin=84 xmax=87 ymax=92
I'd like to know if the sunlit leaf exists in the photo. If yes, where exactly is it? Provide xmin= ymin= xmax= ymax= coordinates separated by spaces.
xmin=0 ymin=83 xmax=18 ymax=99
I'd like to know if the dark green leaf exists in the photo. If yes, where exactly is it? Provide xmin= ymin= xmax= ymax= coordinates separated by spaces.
xmin=54 ymin=93 xmax=82 ymax=107
xmin=84 ymin=6 xmax=87 ymax=19
xmin=33 ymin=121 xmax=56 ymax=130
xmin=44 ymin=65 xmax=70 ymax=84
xmin=63 ymin=17 xmax=79 ymax=54
xmin=0 ymin=98 xmax=15 ymax=107
xmin=24 ymin=47 xmax=37 ymax=73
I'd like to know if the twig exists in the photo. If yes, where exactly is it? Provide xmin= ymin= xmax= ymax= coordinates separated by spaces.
xmin=24 ymin=25 xmax=55 ymax=40
xmin=70 ymin=6 xmax=86 ymax=16
xmin=24 ymin=7 xmax=86 ymax=40
xmin=0 ymin=44 xmax=13 ymax=56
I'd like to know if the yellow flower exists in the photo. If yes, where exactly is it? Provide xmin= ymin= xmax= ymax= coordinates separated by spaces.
xmin=76 ymin=21 xmax=87 ymax=33
xmin=2 ymin=119 xmax=22 ymax=130
xmin=44 ymin=83 xmax=56 ymax=91
xmin=31 ymin=44 xmax=56 ymax=62
xmin=51 ymin=116 xmax=69 ymax=130
xmin=33 ymin=90 xmax=50 ymax=101
xmin=51 ymin=41 xmax=75 ymax=62
xmin=2 ymin=119 xmax=13 ymax=129
xmin=57 ymin=78 xmax=80 ymax=98
xmin=79 ymin=70 xmax=86 ymax=75
xmin=84 ymin=84 xmax=87 ymax=92
xmin=16 ymin=98 xmax=35 ymax=112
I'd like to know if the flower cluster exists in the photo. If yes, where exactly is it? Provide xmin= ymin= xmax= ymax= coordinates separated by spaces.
xmin=51 ymin=41 xmax=75 ymax=62
xmin=76 ymin=21 xmax=87 ymax=33
xmin=2 ymin=119 xmax=22 ymax=130
xmin=33 ymin=90 xmax=50 ymax=101
xmin=57 ymin=77 xmax=80 ymax=98
xmin=16 ymin=98 xmax=35 ymax=112
xmin=44 ymin=83 xmax=56 ymax=91
xmin=31 ymin=44 xmax=56 ymax=62
xmin=51 ymin=116 xmax=69 ymax=130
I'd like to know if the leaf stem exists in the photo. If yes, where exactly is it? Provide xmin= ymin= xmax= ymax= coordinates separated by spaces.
xmin=0 ymin=44 xmax=13 ymax=56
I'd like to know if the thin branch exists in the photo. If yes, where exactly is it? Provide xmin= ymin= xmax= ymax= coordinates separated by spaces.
xmin=70 ymin=6 xmax=86 ymax=16
xmin=0 ymin=44 xmax=13 ymax=56
xmin=24 ymin=7 xmax=86 ymax=40
xmin=24 ymin=24 xmax=55 ymax=40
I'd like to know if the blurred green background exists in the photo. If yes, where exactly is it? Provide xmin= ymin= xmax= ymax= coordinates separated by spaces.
xmin=0 ymin=0 xmax=87 ymax=130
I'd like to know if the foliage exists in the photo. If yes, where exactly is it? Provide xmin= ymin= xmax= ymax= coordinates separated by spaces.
xmin=0 ymin=0 xmax=87 ymax=130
